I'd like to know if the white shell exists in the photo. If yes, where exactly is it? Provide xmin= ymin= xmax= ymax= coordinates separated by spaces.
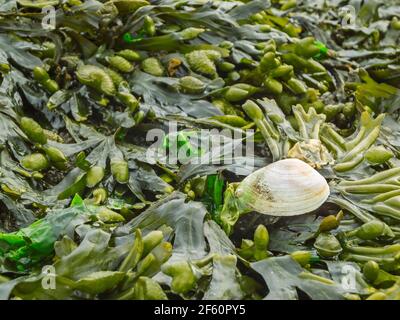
xmin=235 ymin=158 xmax=329 ymax=216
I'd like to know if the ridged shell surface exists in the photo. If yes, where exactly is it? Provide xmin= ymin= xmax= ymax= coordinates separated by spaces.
xmin=235 ymin=158 xmax=329 ymax=216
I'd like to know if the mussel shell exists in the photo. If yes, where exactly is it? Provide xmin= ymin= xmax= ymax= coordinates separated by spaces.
xmin=235 ymin=158 xmax=329 ymax=216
